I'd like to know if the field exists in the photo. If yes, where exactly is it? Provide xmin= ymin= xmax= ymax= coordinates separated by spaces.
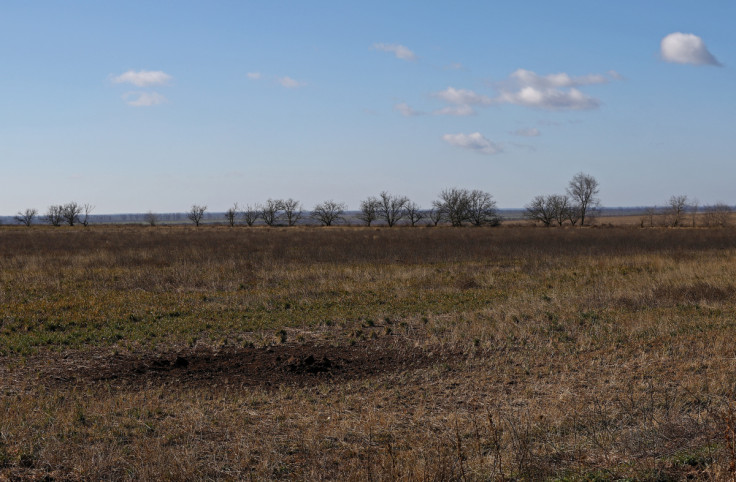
xmin=2 ymin=225 xmax=736 ymax=480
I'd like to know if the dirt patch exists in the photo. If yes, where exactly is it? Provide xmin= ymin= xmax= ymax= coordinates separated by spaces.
xmin=38 ymin=339 xmax=450 ymax=389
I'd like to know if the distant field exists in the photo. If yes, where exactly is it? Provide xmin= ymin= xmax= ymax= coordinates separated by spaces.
xmin=2 ymin=225 xmax=736 ymax=479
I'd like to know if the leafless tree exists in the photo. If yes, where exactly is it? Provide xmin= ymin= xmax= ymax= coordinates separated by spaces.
xmin=466 ymin=189 xmax=500 ymax=226
xmin=567 ymin=172 xmax=600 ymax=226
xmin=79 ymin=204 xmax=94 ymax=227
xmin=225 ymin=203 xmax=239 ymax=227
xmin=703 ymin=202 xmax=731 ymax=227
xmin=45 ymin=205 xmax=64 ymax=227
xmin=524 ymin=195 xmax=556 ymax=227
xmin=549 ymin=194 xmax=571 ymax=226
xmin=428 ymin=207 xmax=443 ymax=226
xmin=15 ymin=208 xmax=37 ymax=227
xmin=144 ymin=211 xmax=158 ymax=226
xmin=282 ymin=198 xmax=303 ymax=226
xmin=377 ymin=191 xmax=409 ymax=227
xmin=667 ymin=195 xmax=688 ymax=227
xmin=404 ymin=201 xmax=425 ymax=227
xmin=358 ymin=197 xmax=380 ymax=226
xmin=242 ymin=204 xmax=260 ymax=226
xmin=434 ymin=188 xmax=470 ymax=227
xmin=61 ymin=202 xmax=82 ymax=226
xmin=311 ymin=200 xmax=346 ymax=226
xmin=260 ymin=199 xmax=283 ymax=226
xmin=188 ymin=204 xmax=207 ymax=226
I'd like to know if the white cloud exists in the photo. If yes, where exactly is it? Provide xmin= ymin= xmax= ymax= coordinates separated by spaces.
xmin=607 ymin=70 xmax=624 ymax=80
xmin=510 ymin=127 xmax=541 ymax=137
xmin=123 ymin=91 xmax=167 ymax=107
xmin=433 ymin=105 xmax=476 ymax=116
xmin=445 ymin=62 xmax=464 ymax=70
xmin=394 ymin=102 xmax=424 ymax=117
xmin=661 ymin=32 xmax=721 ymax=66
xmin=442 ymin=132 xmax=502 ymax=155
xmin=112 ymin=70 xmax=172 ymax=87
xmin=491 ymin=69 xmax=613 ymax=111
xmin=508 ymin=69 xmax=608 ymax=89
xmin=247 ymin=72 xmax=262 ymax=80
xmin=432 ymin=87 xmax=492 ymax=105
xmin=278 ymin=76 xmax=304 ymax=88
xmin=372 ymin=43 xmax=416 ymax=61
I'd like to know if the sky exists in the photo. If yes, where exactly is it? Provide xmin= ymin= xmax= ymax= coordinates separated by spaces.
xmin=1 ymin=1 xmax=734 ymax=214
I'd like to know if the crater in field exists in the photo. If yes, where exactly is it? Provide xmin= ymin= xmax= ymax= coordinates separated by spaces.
xmin=43 ymin=339 xmax=445 ymax=389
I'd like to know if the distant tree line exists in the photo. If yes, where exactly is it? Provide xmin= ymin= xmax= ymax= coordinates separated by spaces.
xmin=9 ymin=173 xmax=732 ymax=228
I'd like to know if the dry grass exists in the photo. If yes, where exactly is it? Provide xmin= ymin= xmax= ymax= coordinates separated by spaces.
xmin=2 ymin=225 xmax=736 ymax=479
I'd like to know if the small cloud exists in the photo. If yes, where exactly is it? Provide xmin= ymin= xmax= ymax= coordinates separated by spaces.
xmin=432 ymin=87 xmax=492 ymax=105
xmin=123 ymin=91 xmax=167 ymax=107
xmin=442 ymin=132 xmax=502 ymax=155
xmin=492 ymin=69 xmax=609 ymax=111
xmin=372 ymin=43 xmax=416 ymax=61
xmin=278 ymin=76 xmax=304 ymax=88
xmin=607 ymin=70 xmax=624 ymax=80
xmin=445 ymin=62 xmax=465 ymax=70
xmin=661 ymin=32 xmax=721 ymax=66
xmin=247 ymin=72 xmax=262 ymax=80
xmin=510 ymin=127 xmax=540 ymax=137
xmin=433 ymin=105 xmax=476 ymax=116
xmin=394 ymin=102 xmax=424 ymax=117
xmin=112 ymin=70 xmax=172 ymax=87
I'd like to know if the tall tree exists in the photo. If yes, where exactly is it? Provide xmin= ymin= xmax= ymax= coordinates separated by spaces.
xmin=15 ymin=208 xmax=37 ymax=227
xmin=566 ymin=172 xmax=600 ymax=226
xmin=311 ymin=200 xmax=346 ymax=226
xmin=358 ymin=197 xmax=380 ymax=226
xmin=187 ymin=205 xmax=207 ymax=226
xmin=377 ymin=191 xmax=409 ymax=227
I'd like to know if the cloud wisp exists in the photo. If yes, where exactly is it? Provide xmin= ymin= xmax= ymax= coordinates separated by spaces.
xmin=123 ymin=92 xmax=167 ymax=107
xmin=661 ymin=32 xmax=721 ymax=66
xmin=246 ymin=72 xmax=262 ymax=80
xmin=394 ymin=103 xmax=424 ymax=117
xmin=112 ymin=70 xmax=172 ymax=87
xmin=373 ymin=43 xmax=417 ymax=61
xmin=277 ymin=76 xmax=305 ymax=88
xmin=510 ymin=127 xmax=541 ymax=137
xmin=442 ymin=132 xmax=502 ymax=155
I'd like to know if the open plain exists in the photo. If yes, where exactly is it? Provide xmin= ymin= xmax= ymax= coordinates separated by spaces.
xmin=2 ymin=225 xmax=736 ymax=480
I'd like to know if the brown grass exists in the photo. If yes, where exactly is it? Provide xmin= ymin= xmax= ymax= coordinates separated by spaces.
xmin=2 ymin=225 xmax=736 ymax=479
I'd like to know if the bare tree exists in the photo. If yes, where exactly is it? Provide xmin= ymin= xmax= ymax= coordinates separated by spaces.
xmin=79 ymin=204 xmax=94 ymax=227
xmin=188 ymin=204 xmax=207 ymax=226
xmin=311 ymin=200 xmax=346 ymax=226
xmin=667 ymin=195 xmax=688 ymax=227
xmin=282 ymin=198 xmax=303 ymax=226
xmin=144 ymin=211 xmax=158 ymax=226
xmin=428 ymin=207 xmax=443 ymax=226
xmin=404 ymin=201 xmax=425 ymax=227
xmin=703 ymin=202 xmax=731 ymax=227
xmin=61 ymin=202 xmax=82 ymax=226
xmin=377 ymin=191 xmax=409 ymax=227
xmin=434 ymin=188 xmax=470 ymax=227
xmin=524 ymin=195 xmax=556 ymax=227
xmin=260 ymin=199 xmax=283 ymax=226
xmin=15 ymin=208 xmax=37 ymax=227
xmin=466 ymin=189 xmax=500 ymax=226
xmin=549 ymin=194 xmax=571 ymax=226
xmin=358 ymin=197 xmax=380 ymax=226
xmin=45 ymin=205 xmax=64 ymax=227
xmin=225 ymin=203 xmax=239 ymax=227
xmin=242 ymin=204 xmax=260 ymax=226
xmin=567 ymin=172 xmax=600 ymax=226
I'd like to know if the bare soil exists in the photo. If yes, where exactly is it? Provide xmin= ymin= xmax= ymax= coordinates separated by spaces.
xmin=29 ymin=338 xmax=451 ymax=391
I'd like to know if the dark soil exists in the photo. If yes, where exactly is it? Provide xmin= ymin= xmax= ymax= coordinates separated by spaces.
xmin=37 ymin=339 xmax=450 ymax=389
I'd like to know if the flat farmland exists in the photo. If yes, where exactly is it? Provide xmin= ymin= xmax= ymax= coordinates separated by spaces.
xmin=2 ymin=225 xmax=736 ymax=480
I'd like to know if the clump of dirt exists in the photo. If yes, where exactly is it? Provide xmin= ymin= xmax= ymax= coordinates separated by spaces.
xmin=40 ymin=339 xmax=451 ymax=390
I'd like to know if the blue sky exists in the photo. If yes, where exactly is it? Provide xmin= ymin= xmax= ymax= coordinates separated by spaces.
xmin=1 ymin=1 xmax=734 ymax=213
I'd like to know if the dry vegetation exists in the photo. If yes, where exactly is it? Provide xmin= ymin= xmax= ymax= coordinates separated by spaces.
xmin=2 ymin=225 xmax=736 ymax=480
